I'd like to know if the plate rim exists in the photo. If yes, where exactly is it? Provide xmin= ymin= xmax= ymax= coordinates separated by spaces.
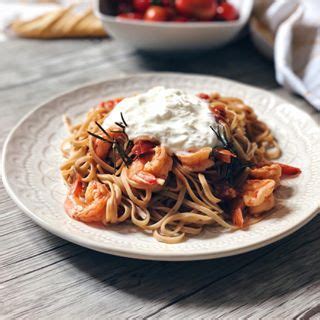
xmin=2 ymin=72 xmax=320 ymax=261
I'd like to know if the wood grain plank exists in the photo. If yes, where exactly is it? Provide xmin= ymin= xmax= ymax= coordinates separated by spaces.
xmin=0 ymin=41 xmax=134 ymax=91
xmin=1 ymin=213 xmax=319 ymax=319
xmin=1 ymin=37 xmax=319 ymax=319
xmin=147 ymin=216 xmax=320 ymax=319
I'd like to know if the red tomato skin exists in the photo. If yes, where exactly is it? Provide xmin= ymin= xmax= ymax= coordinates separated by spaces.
xmin=136 ymin=172 xmax=158 ymax=185
xmin=166 ymin=7 xmax=176 ymax=20
xmin=117 ymin=12 xmax=144 ymax=20
xmin=278 ymin=163 xmax=301 ymax=177
xmin=209 ymin=104 xmax=227 ymax=122
xmin=173 ymin=16 xmax=189 ymax=22
xmin=99 ymin=97 xmax=123 ymax=112
xmin=132 ymin=141 xmax=155 ymax=157
xmin=197 ymin=93 xmax=210 ymax=100
xmin=144 ymin=6 xmax=168 ymax=21
xmin=118 ymin=3 xmax=133 ymax=14
xmin=175 ymin=0 xmax=217 ymax=20
xmin=214 ymin=149 xmax=236 ymax=164
xmin=216 ymin=2 xmax=238 ymax=21
xmin=133 ymin=0 xmax=150 ymax=13
xmin=162 ymin=0 xmax=175 ymax=7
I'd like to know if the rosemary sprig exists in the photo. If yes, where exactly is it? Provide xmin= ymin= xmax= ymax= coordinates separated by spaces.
xmin=95 ymin=121 xmax=112 ymax=140
xmin=125 ymin=139 xmax=134 ymax=153
xmin=114 ymin=142 xmax=132 ymax=167
xmin=210 ymin=124 xmax=250 ymax=186
xmin=210 ymin=124 xmax=231 ymax=150
xmin=120 ymin=112 xmax=128 ymax=127
xmin=112 ymin=142 xmax=117 ymax=173
xmin=115 ymin=122 xmax=126 ymax=129
xmin=87 ymin=131 xmax=112 ymax=143
xmin=88 ymin=116 xmax=133 ymax=171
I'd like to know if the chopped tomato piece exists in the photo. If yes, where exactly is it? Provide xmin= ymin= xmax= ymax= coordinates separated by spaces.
xmin=132 ymin=140 xmax=155 ymax=157
xmin=113 ymin=97 xmax=123 ymax=104
xmin=136 ymin=171 xmax=158 ymax=185
xmin=209 ymin=104 xmax=227 ymax=122
xmin=278 ymin=163 xmax=301 ymax=177
xmin=231 ymin=199 xmax=245 ymax=228
xmin=214 ymin=148 xmax=236 ymax=164
xmin=197 ymin=93 xmax=210 ymax=100
xmin=100 ymin=98 xmax=123 ymax=112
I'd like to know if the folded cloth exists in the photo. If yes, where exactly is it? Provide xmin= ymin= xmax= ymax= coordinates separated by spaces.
xmin=252 ymin=0 xmax=320 ymax=110
xmin=1 ymin=2 xmax=107 ymax=39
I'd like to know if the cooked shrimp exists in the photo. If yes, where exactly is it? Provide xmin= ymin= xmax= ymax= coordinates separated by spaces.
xmin=242 ymin=179 xmax=275 ymax=207
xmin=128 ymin=145 xmax=173 ymax=190
xmin=176 ymin=147 xmax=214 ymax=172
xmin=213 ymin=149 xmax=236 ymax=164
xmin=250 ymin=163 xmax=282 ymax=186
xmin=231 ymin=199 xmax=245 ymax=228
xmin=64 ymin=176 xmax=109 ymax=222
xmin=93 ymin=125 xmax=125 ymax=159
xmin=249 ymin=194 xmax=275 ymax=216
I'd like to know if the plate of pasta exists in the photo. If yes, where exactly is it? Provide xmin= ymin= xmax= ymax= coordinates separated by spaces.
xmin=2 ymin=73 xmax=320 ymax=260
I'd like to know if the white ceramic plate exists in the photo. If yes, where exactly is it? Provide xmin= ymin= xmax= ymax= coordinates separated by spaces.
xmin=2 ymin=73 xmax=320 ymax=261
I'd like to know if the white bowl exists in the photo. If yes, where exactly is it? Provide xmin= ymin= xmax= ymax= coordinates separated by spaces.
xmin=94 ymin=0 xmax=253 ymax=51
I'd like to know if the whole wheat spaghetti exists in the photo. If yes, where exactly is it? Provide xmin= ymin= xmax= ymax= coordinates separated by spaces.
xmin=60 ymin=89 xmax=300 ymax=244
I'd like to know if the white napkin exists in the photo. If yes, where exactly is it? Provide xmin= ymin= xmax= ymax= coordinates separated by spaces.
xmin=254 ymin=0 xmax=320 ymax=110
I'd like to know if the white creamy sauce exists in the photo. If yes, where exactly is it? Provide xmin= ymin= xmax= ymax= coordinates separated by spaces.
xmin=103 ymin=87 xmax=219 ymax=153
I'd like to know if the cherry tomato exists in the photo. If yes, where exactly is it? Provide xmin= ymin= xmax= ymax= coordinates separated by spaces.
xmin=209 ymin=104 xmax=227 ymax=122
xmin=216 ymin=2 xmax=238 ymax=21
xmin=144 ymin=6 xmax=168 ymax=21
xmin=133 ymin=0 xmax=150 ymax=13
xmin=173 ymin=16 xmax=189 ymax=22
xmin=197 ymin=93 xmax=210 ymax=100
xmin=162 ymin=0 xmax=175 ymax=7
xmin=166 ymin=7 xmax=176 ymax=20
xmin=132 ymin=141 xmax=155 ymax=157
xmin=118 ymin=3 xmax=133 ymax=13
xmin=117 ymin=12 xmax=143 ymax=20
xmin=175 ymin=0 xmax=217 ymax=20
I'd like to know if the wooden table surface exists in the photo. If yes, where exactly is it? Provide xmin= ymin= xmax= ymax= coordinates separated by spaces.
xmin=1 ymin=37 xmax=320 ymax=319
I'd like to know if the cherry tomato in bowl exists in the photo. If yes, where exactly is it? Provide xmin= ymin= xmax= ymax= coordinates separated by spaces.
xmin=117 ymin=12 xmax=144 ymax=20
xmin=144 ymin=6 xmax=169 ymax=22
xmin=175 ymin=0 xmax=217 ymax=21
xmin=95 ymin=0 xmax=253 ymax=51
xmin=133 ymin=0 xmax=150 ymax=13
xmin=216 ymin=2 xmax=239 ymax=21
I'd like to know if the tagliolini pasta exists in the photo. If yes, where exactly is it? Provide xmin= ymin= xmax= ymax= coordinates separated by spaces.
xmin=60 ymin=88 xmax=300 ymax=244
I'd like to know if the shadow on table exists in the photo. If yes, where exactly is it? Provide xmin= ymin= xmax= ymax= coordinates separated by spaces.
xmin=132 ymin=36 xmax=277 ymax=90
xmin=61 ymin=214 xmax=320 ymax=315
